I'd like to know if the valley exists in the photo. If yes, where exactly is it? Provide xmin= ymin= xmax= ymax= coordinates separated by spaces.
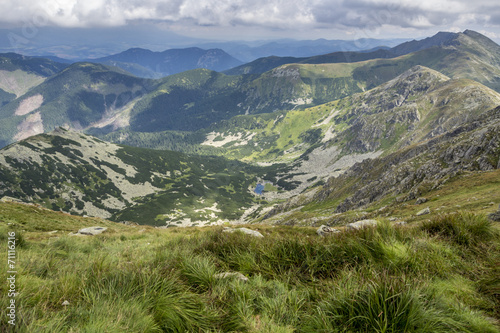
xmin=0 ymin=29 xmax=499 ymax=332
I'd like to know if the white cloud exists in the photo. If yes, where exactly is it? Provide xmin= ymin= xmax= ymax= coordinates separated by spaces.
xmin=1 ymin=0 xmax=500 ymax=37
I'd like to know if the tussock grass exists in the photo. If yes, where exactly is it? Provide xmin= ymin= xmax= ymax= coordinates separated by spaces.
xmin=421 ymin=211 xmax=497 ymax=246
xmin=1 ymin=208 xmax=499 ymax=332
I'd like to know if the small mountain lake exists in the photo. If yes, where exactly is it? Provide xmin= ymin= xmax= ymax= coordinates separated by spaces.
xmin=254 ymin=183 xmax=265 ymax=194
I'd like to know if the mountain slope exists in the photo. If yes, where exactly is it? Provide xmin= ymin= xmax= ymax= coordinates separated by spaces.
xmin=258 ymin=78 xmax=500 ymax=222
xmin=225 ymin=31 xmax=462 ymax=75
xmin=94 ymin=47 xmax=243 ymax=78
xmin=0 ymin=62 xmax=157 ymax=145
xmin=163 ymin=66 xmax=499 ymax=208
xmin=1 ymin=30 xmax=500 ymax=152
xmin=225 ymin=30 xmax=500 ymax=95
xmin=0 ymin=128 xmax=287 ymax=225
xmin=317 ymin=104 xmax=500 ymax=214
xmin=0 ymin=53 xmax=68 ymax=99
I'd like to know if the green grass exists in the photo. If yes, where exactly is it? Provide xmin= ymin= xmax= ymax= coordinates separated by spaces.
xmin=1 ymin=202 xmax=499 ymax=332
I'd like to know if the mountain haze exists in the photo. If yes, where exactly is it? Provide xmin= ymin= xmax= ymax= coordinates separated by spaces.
xmin=93 ymin=47 xmax=243 ymax=78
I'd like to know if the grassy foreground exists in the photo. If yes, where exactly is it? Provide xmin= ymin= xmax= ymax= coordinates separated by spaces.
xmin=1 ymin=203 xmax=499 ymax=332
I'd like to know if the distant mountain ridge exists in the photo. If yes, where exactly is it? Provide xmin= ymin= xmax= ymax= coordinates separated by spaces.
xmin=1 ymin=29 xmax=500 ymax=152
xmin=0 ymin=52 xmax=68 ymax=77
xmin=92 ymin=47 xmax=243 ymax=78
xmin=224 ymin=30 xmax=489 ymax=75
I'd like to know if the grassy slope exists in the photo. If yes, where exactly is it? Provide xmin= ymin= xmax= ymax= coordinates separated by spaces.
xmin=290 ymin=168 xmax=500 ymax=227
xmin=144 ymin=66 xmax=499 ymax=165
xmin=0 ymin=202 xmax=499 ymax=332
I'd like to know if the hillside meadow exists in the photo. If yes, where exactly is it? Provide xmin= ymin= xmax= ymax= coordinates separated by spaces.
xmin=0 ymin=202 xmax=499 ymax=332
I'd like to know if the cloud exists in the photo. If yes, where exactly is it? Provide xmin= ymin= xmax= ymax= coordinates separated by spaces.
xmin=1 ymin=0 xmax=500 ymax=35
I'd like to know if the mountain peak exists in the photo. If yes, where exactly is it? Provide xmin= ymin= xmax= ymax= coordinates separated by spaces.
xmin=378 ymin=65 xmax=450 ymax=92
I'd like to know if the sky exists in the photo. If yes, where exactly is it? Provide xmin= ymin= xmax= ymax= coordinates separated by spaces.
xmin=1 ymin=0 xmax=499 ymax=44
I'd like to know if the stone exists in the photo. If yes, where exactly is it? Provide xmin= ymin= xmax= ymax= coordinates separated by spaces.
xmin=488 ymin=208 xmax=500 ymax=222
xmin=77 ymin=226 xmax=108 ymax=236
xmin=214 ymin=272 xmax=248 ymax=282
xmin=0 ymin=196 xmax=24 ymax=204
xmin=415 ymin=197 xmax=428 ymax=205
xmin=223 ymin=227 xmax=264 ymax=238
xmin=393 ymin=221 xmax=407 ymax=226
xmin=416 ymin=207 xmax=431 ymax=216
xmin=346 ymin=219 xmax=378 ymax=230
xmin=316 ymin=225 xmax=340 ymax=236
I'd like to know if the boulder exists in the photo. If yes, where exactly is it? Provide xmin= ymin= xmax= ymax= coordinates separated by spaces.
xmin=0 ymin=196 xmax=25 ymax=204
xmin=416 ymin=207 xmax=431 ymax=216
xmin=77 ymin=226 xmax=107 ymax=236
xmin=223 ymin=227 xmax=264 ymax=238
xmin=316 ymin=225 xmax=340 ymax=236
xmin=488 ymin=206 xmax=500 ymax=222
xmin=415 ymin=197 xmax=428 ymax=205
xmin=214 ymin=272 xmax=248 ymax=282
xmin=346 ymin=219 xmax=378 ymax=230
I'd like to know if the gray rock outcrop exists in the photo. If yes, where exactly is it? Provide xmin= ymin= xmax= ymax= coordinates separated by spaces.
xmin=223 ymin=227 xmax=264 ymax=238
xmin=416 ymin=207 xmax=431 ymax=216
xmin=346 ymin=219 xmax=378 ymax=230
xmin=415 ymin=197 xmax=428 ymax=205
xmin=77 ymin=226 xmax=108 ymax=235
xmin=316 ymin=225 xmax=340 ymax=236
xmin=488 ymin=204 xmax=500 ymax=221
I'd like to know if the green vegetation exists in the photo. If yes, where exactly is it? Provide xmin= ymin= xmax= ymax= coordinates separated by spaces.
xmin=1 ymin=203 xmax=499 ymax=332
xmin=0 ymin=131 xmax=292 ymax=225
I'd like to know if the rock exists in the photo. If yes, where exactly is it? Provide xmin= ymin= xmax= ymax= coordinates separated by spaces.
xmin=416 ymin=207 xmax=431 ymax=216
xmin=415 ymin=197 xmax=428 ymax=205
xmin=388 ymin=217 xmax=398 ymax=222
xmin=48 ymin=230 xmax=58 ymax=234
xmin=214 ymin=272 xmax=248 ymax=282
xmin=0 ymin=196 xmax=25 ymax=204
xmin=223 ymin=227 xmax=264 ymax=238
xmin=316 ymin=225 xmax=340 ymax=236
xmin=346 ymin=219 xmax=378 ymax=230
xmin=62 ymin=300 xmax=70 ymax=306
xmin=488 ymin=206 xmax=500 ymax=221
xmin=77 ymin=226 xmax=108 ymax=236
xmin=393 ymin=221 xmax=407 ymax=226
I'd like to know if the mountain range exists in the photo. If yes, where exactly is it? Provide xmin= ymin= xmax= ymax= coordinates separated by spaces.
xmin=1 ymin=27 xmax=500 ymax=333
xmin=91 ymin=47 xmax=243 ymax=78
xmin=0 ymin=29 xmax=500 ymax=227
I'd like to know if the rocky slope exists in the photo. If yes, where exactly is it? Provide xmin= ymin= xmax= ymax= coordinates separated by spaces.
xmin=322 ymin=104 xmax=500 ymax=213
xmin=0 ymin=128 xmax=287 ymax=226
xmin=256 ymin=67 xmax=500 ymax=219
xmin=170 ymin=66 xmax=500 ymax=201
